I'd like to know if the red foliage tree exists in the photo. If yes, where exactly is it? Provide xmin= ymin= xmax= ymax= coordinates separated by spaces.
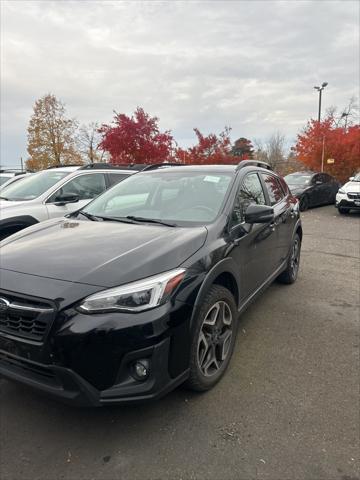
xmin=175 ymin=127 xmax=235 ymax=165
xmin=295 ymin=116 xmax=360 ymax=183
xmin=99 ymin=107 xmax=174 ymax=164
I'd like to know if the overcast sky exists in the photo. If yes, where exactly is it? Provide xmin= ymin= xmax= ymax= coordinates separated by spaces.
xmin=1 ymin=0 xmax=359 ymax=167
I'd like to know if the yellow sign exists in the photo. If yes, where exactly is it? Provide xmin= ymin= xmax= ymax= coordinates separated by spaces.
xmin=327 ymin=158 xmax=335 ymax=164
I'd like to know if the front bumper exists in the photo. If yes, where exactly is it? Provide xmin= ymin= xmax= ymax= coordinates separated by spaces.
xmin=0 ymin=338 xmax=189 ymax=406
xmin=0 ymin=289 xmax=193 ymax=406
xmin=336 ymin=194 xmax=360 ymax=210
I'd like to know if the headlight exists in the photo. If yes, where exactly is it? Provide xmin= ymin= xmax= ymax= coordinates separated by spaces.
xmin=78 ymin=268 xmax=186 ymax=313
xmin=338 ymin=188 xmax=346 ymax=194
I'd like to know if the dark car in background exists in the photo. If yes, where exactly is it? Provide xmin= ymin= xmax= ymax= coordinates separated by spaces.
xmin=284 ymin=171 xmax=340 ymax=211
xmin=0 ymin=161 xmax=302 ymax=406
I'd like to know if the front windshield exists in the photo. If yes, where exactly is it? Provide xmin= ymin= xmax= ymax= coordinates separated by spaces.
xmin=284 ymin=174 xmax=312 ymax=185
xmin=83 ymin=170 xmax=233 ymax=225
xmin=0 ymin=170 xmax=69 ymax=201
xmin=352 ymin=173 xmax=360 ymax=182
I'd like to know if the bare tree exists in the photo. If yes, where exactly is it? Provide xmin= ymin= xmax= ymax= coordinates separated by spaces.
xmin=77 ymin=122 xmax=107 ymax=164
xmin=253 ymin=132 xmax=286 ymax=170
xmin=337 ymin=96 xmax=359 ymax=129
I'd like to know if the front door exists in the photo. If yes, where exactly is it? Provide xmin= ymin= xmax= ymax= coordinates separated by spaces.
xmin=230 ymin=172 xmax=278 ymax=302
xmin=45 ymin=173 xmax=107 ymax=219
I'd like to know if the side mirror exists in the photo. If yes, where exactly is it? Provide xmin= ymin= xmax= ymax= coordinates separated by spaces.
xmin=54 ymin=193 xmax=79 ymax=206
xmin=349 ymin=177 xmax=354 ymax=181
xmin=244 ymin=204 xmax=274 ymax=224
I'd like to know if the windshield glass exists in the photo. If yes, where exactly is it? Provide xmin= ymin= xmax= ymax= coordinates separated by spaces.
xmin=0 ymin=170 xmax=69 ymax=201
xmin=83 ymin=170 xmax=233 ymax=225
xmin=352 ymin=173 xmax=360 ymax=182
xmin=284 ymin=174 xmax=312 ymax=185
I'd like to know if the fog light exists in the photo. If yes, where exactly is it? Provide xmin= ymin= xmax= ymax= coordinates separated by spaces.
xmin=132 ymin=359 xmax=150 ymax=381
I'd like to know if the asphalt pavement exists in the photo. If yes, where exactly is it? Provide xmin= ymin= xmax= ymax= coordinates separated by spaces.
xmin=1 ymin=205 xmax=359 ymax=480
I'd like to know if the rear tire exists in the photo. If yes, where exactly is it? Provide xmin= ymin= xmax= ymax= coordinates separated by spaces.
xmin=277 ymin=234 xmax=301 ymax=284
xmin=338 ymin=207 xmax=350 ymax=214
xmin=186 ymin=285 xmax=238 ymax=392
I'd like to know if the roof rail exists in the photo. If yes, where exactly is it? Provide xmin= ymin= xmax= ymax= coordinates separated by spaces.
xmin=141 ymin=162 xmax=183 ymax=171
xmin=46 ymin=164 xmax=83 ymax=169
xmin=79 ymin=162 xmax=185 ymax=172
xmin=235 ymin=160 xmax=272 ymax=171
xmin=80 ymin=163 xmax=153 ymax=171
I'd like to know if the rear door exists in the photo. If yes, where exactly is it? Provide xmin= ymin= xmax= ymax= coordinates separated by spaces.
xmin=260 ymin=172 xmax=294 ymax=268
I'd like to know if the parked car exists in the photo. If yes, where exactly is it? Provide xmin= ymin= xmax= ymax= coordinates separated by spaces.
xmin=335 ymin=172 xmax=360 ymax=214
xmin=0 ymin=161 xmax=302 ymax=406
xmin=0 ymin=170 xmax=30 ymax=189
xmin=0 ymin=164 xmax=143 ymax=240
xmin=284 ymin=171 xmax=340 ymax=211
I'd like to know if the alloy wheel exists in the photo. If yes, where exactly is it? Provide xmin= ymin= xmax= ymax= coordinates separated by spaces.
xmin=290 ymin=238 xmax=300 ymax=277
xmin=197 ymin=301 xmax=233 ymax=377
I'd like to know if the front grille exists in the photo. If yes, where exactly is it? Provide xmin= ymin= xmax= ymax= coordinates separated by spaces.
xmin=348 ymin=192 xmax=360 ymax=199
xmin=0 ymin=350 xmax=59 ymax=386
xmin=0 ymin=292 xmax=55 ymax=342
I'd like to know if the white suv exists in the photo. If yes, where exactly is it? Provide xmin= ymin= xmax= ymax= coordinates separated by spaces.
xmin=336 ymin=173 xmax=360 ymax=214
xmin=0 ymin=165 xmax=136 ymax=239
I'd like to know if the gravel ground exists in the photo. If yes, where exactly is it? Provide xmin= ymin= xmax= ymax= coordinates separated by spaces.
xmin=1 ymin=205 xmax=359 ymax=480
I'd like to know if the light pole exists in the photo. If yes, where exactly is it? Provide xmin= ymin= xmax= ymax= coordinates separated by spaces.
xmin=314 ymin=82 xmax=328 ymax=122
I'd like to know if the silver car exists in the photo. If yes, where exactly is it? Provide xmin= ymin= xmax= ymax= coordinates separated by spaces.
xmin=0 ymin=165 xmax=135 ymax=239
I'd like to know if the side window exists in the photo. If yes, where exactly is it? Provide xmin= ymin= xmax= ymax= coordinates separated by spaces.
xmin=261 ymin=173 xmax=285 ymax=206
xmin=320 ymin=174 xmax=329 ymax=183
xmin=48 ymin=173 xmax=106 ymax=202
xmin=232 ymin=173 xmax=266 ymax=225
xmin=107 ymin=173 xmax=129 ymax=187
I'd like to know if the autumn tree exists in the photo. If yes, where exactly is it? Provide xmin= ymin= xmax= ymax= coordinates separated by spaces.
xmin=176 ymin=127 xmax=234 ymax=164
xmin=99 ymin=108 xmax=175 ymax=164
xmin=231 ymin=137 xmax=254 ymax=160
xmin=77 ymin=122 xmax=107 ymax=164
xmin=295 ymin=114 xmax=360 ymax=183
xmin=26 ymin=94 xmax=82 ymax=171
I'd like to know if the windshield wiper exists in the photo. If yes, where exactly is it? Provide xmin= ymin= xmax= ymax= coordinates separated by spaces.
xmin=78 ymin=211 xmax=100 ymax=221
xmin=0 ymin=196 xmax=9 ymax=200
xmin=94 ymin=215 xmax=139 ymax=224
xmin=126 ymin=216 xmax=177 ymax=227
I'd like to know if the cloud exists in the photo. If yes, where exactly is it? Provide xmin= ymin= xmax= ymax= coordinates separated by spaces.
xmin=1 ymin=0 xmax=359 ymax=167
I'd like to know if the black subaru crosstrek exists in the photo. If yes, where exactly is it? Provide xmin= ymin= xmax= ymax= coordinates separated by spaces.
xmin=0 ymin=161 xmax=302 ymax=406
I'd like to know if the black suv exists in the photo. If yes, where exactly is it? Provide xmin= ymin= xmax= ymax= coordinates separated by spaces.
xmin=0 ymin=161 xmax=302 ymax=406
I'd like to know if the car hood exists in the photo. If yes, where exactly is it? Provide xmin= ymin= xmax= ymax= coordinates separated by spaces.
xmin=0 ymin=218 xmax=207 ymax=287
xmin=0 ymin=199 xmax=28 ymax=210
xmin=342 ymin=181 xmax=360 ymax=193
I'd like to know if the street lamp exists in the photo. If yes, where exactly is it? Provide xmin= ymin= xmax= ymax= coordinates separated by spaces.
xmin=314 ymin=82 xmax=328 ymax=122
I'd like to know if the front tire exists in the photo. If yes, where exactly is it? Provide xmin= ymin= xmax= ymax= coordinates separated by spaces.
xmin=277 ymin=233 xmax=301 ymax=284
xmin=186 ymin=285 xmax=238 ymax=392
